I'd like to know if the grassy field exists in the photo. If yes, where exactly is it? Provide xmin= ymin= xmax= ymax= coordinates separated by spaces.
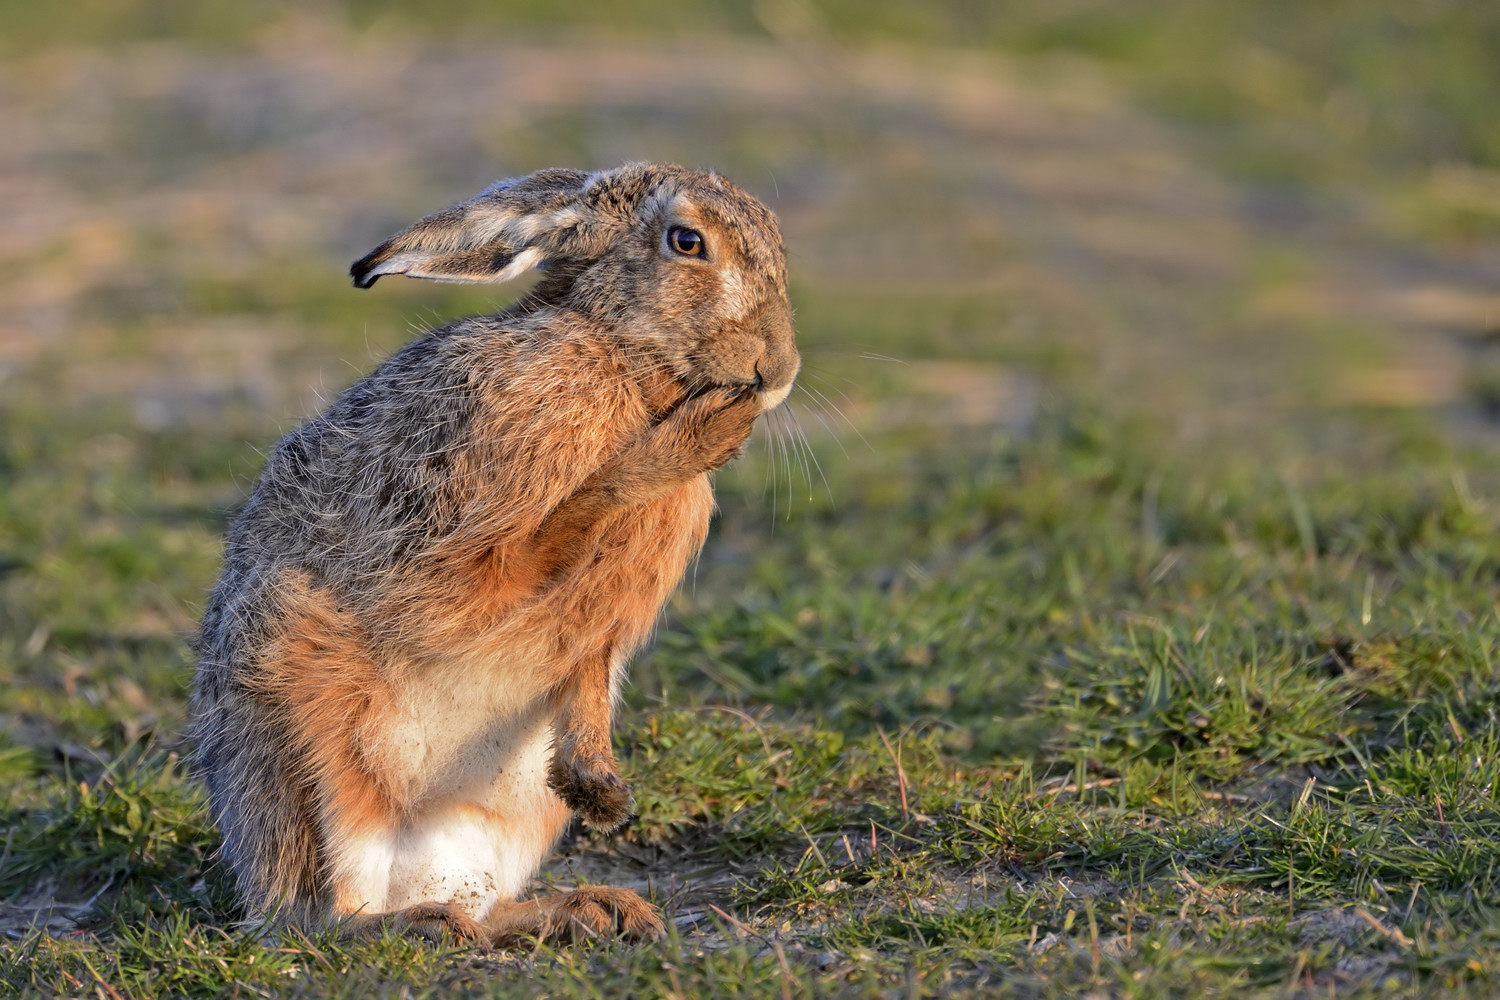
xmin=4 ymin=4 xmax=1500 ymax=997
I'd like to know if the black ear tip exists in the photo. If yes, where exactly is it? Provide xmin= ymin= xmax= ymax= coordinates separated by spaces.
xmin=349 ymin=255 xmax=380 ymax=289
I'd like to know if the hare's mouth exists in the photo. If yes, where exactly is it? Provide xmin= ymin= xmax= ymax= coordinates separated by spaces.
xmin=687 ymin=377 xmax=758 ymax=400
xmin=687 ymin=374 xmax=791 ymax=413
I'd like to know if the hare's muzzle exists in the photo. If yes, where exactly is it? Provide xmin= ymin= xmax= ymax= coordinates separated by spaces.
xmin=749 ymin=301 xmax=799 ymax=412
xmin=754 ymin=358 xmax=798 ymax=411
xmin=693 ymin=296 xmax=798 ymax=412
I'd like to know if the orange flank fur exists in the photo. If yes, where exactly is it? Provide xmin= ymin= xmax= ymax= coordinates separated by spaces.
xmin=243 ymin=574 xmax=402 ymax=908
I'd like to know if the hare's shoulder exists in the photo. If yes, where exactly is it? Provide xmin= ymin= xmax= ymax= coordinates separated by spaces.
xmin=273 ymin=317 xmax=529 ymax=458
xmin=238 ymin=312 xmax=638 ymax=550
xmin=353 ymin=312 xmax=630 ymax=409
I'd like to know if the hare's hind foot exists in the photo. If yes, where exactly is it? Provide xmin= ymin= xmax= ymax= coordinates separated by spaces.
xmin=546 ymin=752 xmax=634 ymax=831
xmin=486 ymin=885 xmax=664 ymax=945
xmin=341 ymin=900 xmax=487 ymax=944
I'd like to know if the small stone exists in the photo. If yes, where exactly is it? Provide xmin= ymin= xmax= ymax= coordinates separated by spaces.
xmin=1029 ymin=931 xmax=1062 ymax=954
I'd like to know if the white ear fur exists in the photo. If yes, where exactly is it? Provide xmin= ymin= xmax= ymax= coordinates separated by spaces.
xmin=350 ymin=180 xmax=590 ymax=289
xmin=488 ymin=246 xmax=546 ymax=283
xmin=356 ymin=244 xmax=546 ymax=287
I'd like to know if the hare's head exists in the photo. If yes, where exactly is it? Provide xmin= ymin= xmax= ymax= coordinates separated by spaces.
xmin=352 ymin=163 xmax=799 ymax=409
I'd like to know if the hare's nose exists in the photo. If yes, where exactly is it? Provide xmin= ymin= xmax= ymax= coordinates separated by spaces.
xmin=755 ymin=342 xmax=799 ymax=392
xmin=752 ymin=350 xmax=799 ymax=411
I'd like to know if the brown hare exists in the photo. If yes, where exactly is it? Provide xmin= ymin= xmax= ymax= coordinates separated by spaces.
xmin=190 ymin=163 xmax=799 ymax=945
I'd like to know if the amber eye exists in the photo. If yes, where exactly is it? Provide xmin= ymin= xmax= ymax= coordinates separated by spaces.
xmin=668 ymin=227 xmax=705 ymax=256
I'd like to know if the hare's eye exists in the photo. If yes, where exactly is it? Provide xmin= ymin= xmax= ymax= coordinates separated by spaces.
xmin=668 ymin=227 xmax=705 ymax=257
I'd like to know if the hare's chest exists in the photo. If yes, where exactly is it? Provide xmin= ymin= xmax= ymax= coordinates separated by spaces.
xmin=369 ymin=656 xmax=559 ymax=805
xmin=365 ymin=691 xmax=572 ymax=913
xmin=547 ymin=477 xmax=716 ymax=647
xmin=370 ymin=477 xmax=714 ymax=802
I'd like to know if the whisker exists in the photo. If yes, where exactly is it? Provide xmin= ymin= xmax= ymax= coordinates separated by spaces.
xmin=760 ymin=406 xmax=775 ymax=505
xmin=776 ymin=406 xmax=813 ymax=506
xmin=771 ymin=407 xmax=794 ymax=520
xmin=798 ymin=361 xmax=876 ymax=393
xmin=799 ymin=380 xmax=874 ymax=454
xmin=800 ymin=368 xmax=869 ymax=414
xmin=765 ymin=404 xmax=779 ymax=523
xmin=782 ymin=411 xmax=801 ymax=514
xmin=788 ymin=404 xmax=833 ymax=505
xmin=794 ymin=384 xmax=852 ymax=459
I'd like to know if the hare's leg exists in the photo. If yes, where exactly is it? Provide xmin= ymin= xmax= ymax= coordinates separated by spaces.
xmin=191 ymin=680 xmax=327 ymax=922
xmin=244 ymin=572 xmax=407 ymax=926
xmin=482 ymin=885 xmax=664 ymax=945
xmin=546 ymin=648 xmax=632 ymax=829
xmin=319 ymin=793 xmax=401 ymax=924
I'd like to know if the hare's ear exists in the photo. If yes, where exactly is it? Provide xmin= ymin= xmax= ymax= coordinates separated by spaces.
xmin=350 ymin=168 xmax=596 ymax=288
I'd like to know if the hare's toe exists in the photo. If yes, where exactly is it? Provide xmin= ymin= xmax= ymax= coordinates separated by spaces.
xmin=348 ymin=901 xmax=486 ymax=945
xmin=555 ymin=886 xmax=664 ymax=943
xmin=547 ymin=754 xmax=634 ymax=831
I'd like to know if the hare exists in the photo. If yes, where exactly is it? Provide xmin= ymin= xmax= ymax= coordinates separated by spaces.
xmin=189 ymin=163 xmax=798 ymax=945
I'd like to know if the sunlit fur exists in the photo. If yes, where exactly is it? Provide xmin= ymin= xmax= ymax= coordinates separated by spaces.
xmin=190 ymin=164 xmax=799 ymax=944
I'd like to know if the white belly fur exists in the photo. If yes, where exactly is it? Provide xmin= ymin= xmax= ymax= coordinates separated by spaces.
xmin=340 ymin=649 xmax=576 ymax=919
xmin=384 ymin=714 xmax=571 ymax=916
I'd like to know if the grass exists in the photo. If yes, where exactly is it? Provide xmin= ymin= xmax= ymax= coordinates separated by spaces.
xmin=5 ymin=3 xmax=1500 ymax=997
xmin=7 ymin=383 xmax=1500 ymax=996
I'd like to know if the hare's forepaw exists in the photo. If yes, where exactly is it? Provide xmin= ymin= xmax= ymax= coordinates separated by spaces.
xmin=653 ymin=385 xmax=760 ymax=475
xmin=547 ymin=753 xmax=634 ymax=832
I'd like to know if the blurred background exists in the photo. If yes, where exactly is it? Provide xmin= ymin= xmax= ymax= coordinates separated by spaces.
xmin=2 ymin=0 xmax=1499 ymax=755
